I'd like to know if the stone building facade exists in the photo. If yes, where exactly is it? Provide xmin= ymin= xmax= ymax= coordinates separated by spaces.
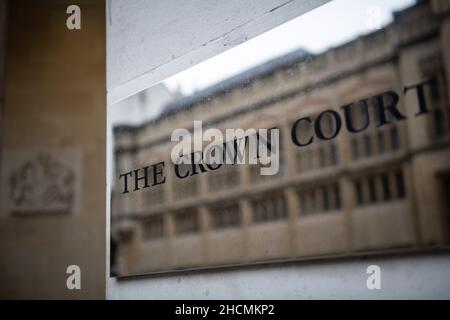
xmin=112 ymin=0 xmax=450 ymax=276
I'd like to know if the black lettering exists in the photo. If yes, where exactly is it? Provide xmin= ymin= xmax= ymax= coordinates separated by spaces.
xmin=315 ymin=109 xmax=342 ymax=140
xmin=133 ymin=166 xmax=150 ymax=191
xmin=174 ymin=164 xmax=189 ymax=179
xmin=118 ymin=171 xmax=132 ymax=194
xmin=206 ymin=163 xmax=222 ymax=170
xmin=152 ymin=161 xmax=166 ymax=186
xmin=189 ymin=151 xmax=207 ymax=175
xmin=291 ymin=117 xmax=313 ymax=147
xmin=232 ymin=136 xmax=249 ymax=164
xmin=341 ymin=99 xmax=370 ymax=133
xmin=374 ymin=91 xmax=406 ymax=127
xmin=403 ymin=78 xmax=436 ymax=116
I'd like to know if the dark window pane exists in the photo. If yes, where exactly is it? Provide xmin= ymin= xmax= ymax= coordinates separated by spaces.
xmin=352 ymin=138 xmax=359 ymax=160
xmin=322 ymin=188 xmax=329 ymax=211
xmin=253 ymin=193 xmax=287 ymax=223
xmin=391 ymin=127 xmax=400 ymax=150
xmin=334 ymin=184 xmax=341 ymax=209
xmin=174 ymin=209 xmax=199 ymax=236
xmin=355 ymin=180 xmax=364 ymax=206
xmin=275 ymin=196 xmax=286 ymax=219
xmin=382 ymin=174 xmax=391 ymax=201
xmin=364 ymin=135 xmax=372 ymax=157
xmin=299 ymin=192 xmax=307 ymax=215
xmin=377 ymin=131 xmax=385 ymax=154
xmin=433 ymin=110 xmax=445 ymax=137
xmin=142 ymin=215 xmax=164 ymax=240
xmin=319 ymin=147 xmax=325 ymax=168
xmin=210 ymin=202 xmax=241 ymax=230
xmin=396 ymin=170 xmax=406 ymax=198
xmin=330 ymin=143 xmax=338 ymax=166
xmin=430 ymin=76 xmax=441 ymax=103
xmin=310 ymin=190 xmax=317 ymax=213
xmin=368 ymin=177 xmax=377 ymax=203
xmin=306 ymin=150 xmax=314 ymax=170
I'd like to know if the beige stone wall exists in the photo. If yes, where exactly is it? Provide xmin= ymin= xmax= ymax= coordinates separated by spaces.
xmin=0 ymin=0 xmax=105 ymax=298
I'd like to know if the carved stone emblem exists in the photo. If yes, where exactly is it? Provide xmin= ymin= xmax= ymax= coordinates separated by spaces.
xmin=5 ymin=151 xmax=79 ymax=215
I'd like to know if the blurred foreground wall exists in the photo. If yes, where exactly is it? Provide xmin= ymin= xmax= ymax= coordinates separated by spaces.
xmin=0 ymin=0 xmax=106 ymax=299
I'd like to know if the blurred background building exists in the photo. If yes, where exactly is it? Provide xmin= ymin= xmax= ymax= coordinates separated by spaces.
xmin=0 ymin=0 xmax=106 ymax=298
xmin=112 ymin=0 xmax=450 ymax=277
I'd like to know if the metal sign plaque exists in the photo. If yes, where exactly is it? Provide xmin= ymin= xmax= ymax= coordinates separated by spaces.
xmin=109 ymin=0 xmax=450 ymax=277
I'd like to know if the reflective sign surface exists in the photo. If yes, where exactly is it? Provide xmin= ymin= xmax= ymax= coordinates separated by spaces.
xmin=109 ymin=0 xmax=450 ymax=277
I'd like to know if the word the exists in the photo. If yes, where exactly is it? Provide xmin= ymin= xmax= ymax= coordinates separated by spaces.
xmin=119 ymin=161 xmax=165 ymax=194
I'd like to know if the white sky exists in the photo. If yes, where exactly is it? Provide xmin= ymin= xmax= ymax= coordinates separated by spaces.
xmin=163 ymin=0 xmax=416 ymax=96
